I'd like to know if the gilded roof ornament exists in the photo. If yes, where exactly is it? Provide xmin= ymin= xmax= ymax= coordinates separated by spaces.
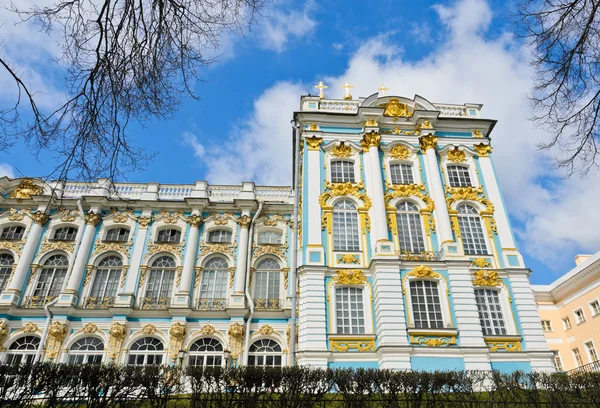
xmin=389 ymin=145 xmax=411 ymax=160
xmin=419 ymin=135 xmax=438 ymax=152
xmin=9 ymin=179 xmax=43 ymax=199
xmin=341 ymin=81 xmax=353 ymax=100
xmin=382 ymin=98 xmax=412 ymax=119
xmin=314 ymin=81 xmax=328 ymax=99
xmin=333 ymin=269 xmax=368 ymax=285
xmin=472 ymin=270 xmax=501 ymax=287
xmin=474 ymin=143 xmax=493 ymax=157
xmin=360 ymin=131 xmax=381 ymax=151
xmin=306 ymin=136 xmax=323 ymax=150
xmin=447 ymin=148 xmax=467 ymax=163
xmin=332 ymin=143 xmax=353 ymax=158
xmin=408 ymin=265 xmax=440 ymax=279
xmin=377 ymin=84 xmax=389 ymax=96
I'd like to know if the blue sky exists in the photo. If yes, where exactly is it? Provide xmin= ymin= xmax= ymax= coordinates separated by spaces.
xmin=1 ymin=0 xmax=599 ymax=284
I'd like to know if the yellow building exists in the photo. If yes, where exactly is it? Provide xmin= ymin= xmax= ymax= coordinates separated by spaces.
xmin=533 ymin=252 xmax=600 ymax=372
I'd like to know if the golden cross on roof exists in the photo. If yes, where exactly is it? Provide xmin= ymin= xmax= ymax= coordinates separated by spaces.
xmin=378 ymin=84 xmax=389 ymax=96
xmin=314 ymin=81 xmax=328 ymax=99
xmin=341 ymin=81 xmax=354 ymax=100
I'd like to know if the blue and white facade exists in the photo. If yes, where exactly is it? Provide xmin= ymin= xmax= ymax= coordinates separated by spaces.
xmin=0 ymin=91 xmax=554 ymax=372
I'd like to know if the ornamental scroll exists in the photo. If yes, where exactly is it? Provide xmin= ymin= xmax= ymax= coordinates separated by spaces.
xmin=107 ymin=322 xmax=127 ymax=361
xmin=168 ymin=322 xmax=187 ymax=363
xmin=45 ymin=321 xmax=67 ymax=361
xmin=228 ymin=323 xmax=245 ymax=364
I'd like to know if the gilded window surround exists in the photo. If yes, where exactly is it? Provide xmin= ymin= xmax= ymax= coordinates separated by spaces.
xmin=329 ymin=335 xmax=375 ymax=352
xmin=484 ymin=335 xmax=522 ymax=352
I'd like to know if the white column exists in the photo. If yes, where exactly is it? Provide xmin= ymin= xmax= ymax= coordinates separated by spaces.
xmin=234 ymin=214 xmax=251 ymax=295
xmin=420 ymin=135 xmax=454 ymax=247
xmin=371 ymin=260 xmax=411 ymax=369
xmin=296 ymin=268 xmax=328 ymax=367
xmin=305 ymin=136 xmax=324 ymax=265
xmin=362 ymin=132 xmax=390 ymax=251
xmin=446 ymin=263 xmax=492 ymax=371
xmin=64 ymin=211 xmax=101 ymax=293
xmin=173 ymin=212 xmax=202 ymax=307
xmin=477 ymin=153 xmax=516 ymax=249
xmin=1 ymin=209 xmax=48 ymax=305
xmin=116 ymin=209 xmax=151 ymax=307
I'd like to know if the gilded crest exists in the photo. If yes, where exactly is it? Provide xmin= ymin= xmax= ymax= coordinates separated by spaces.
xmin=447 ymin=148 xmax=467 ymax=163
xmin=200 ymin=324 xmax=216 ymax=336
xmin=333 ymin=269 xmax=367 ymax=285
xmin=332 ymin=143 xmax=353 ymax=158
xmin=82 ymin=323 xmax=98 ymax=333
xmin=472 ymin=270 xmax=501 ymax=287
xmin=142 ymin=324 xmax=157 ymax=334
xmin=338 ymin=254 xmax=359 ymax=264
xmin=471 ymin=258 xmax=492 ymax=268
xmin=258 ymin=325 xmax=274 ymax=335
xmin=22 ymin=322 xmax=38 ymax=333
xmin=408 ymin=265 xmax=440 ymax=279
xmin=389 ymin=145 xmax=411 ymax=160
xmin=382 ymin=98 xmax=412 ymax=118
xmin=9 ymin=180 xmax=43 ymax=199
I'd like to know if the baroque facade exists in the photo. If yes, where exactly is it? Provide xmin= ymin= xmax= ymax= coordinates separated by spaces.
xmin=534 ymin=251 xmax=600 ymax=373
xmin=0 ymin=90 xmax=553 ymax=372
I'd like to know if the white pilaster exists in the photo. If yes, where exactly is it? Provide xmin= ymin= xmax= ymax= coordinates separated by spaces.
xmin=231 ymin=213 xmax=251 ymax=308
xmin=173 ymin=211 xmax=202 ymax=308
xmin=305 ymin=136 xmax=324 ymax=264
xmin=116 ymin=209 xmax=151 ymax=307
xmin=59 ymin=210 xmax=101 ymax=306
xmin=371 ymin=259 xmax=411 ymax=369
xmin=296 ymin=268 xmax=328 ymax=367
xmin=420 ymin=135 xmax=455 ymax=250
xmin=0 ymin=207 xmax=48 ymax=306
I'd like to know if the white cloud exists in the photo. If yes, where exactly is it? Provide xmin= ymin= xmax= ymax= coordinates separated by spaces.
xmin=202 ymin=0 xmax=599 ymax=271
xmin=181 ymin=132 xmax=206 ymax=159
xmin=0 ymin=163 xmax=15 ymax=178
xmin=259 ymin=1 xmax=317 ymax=53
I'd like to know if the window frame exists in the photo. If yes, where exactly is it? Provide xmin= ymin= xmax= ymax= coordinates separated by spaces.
xmin=584 ymin=340 xmax=599 ymax=363
xmin=328 ymin=278 xmax=374 ymax=336
xmin=247 ymin=338 xmax=284 ymax=367
xmin=4 ymin=336 xmax=41 ymax=365
xmin=0 ymin=224 xmax=26 ymax=241
xmin=541 ymin=320 xmax=553 ymax=332
xmin=552 ymin=351 xmax=564 ymax=371
xmin=332 ymin=199 xmax=361 ymax=252
xmin=0 ymin=252 xmax=15 ymax=293
xmin=330 ymin=160 xmax=356 ymax=184
xmin=52 ymin=226 xmax=78 ymax=242
xmin=252 ymin=257 xmax=282 ymax=305
xmin=389 ymin=162 xmax=415 ymax=185
xmin=562 ymin=317 xmax=572 ymax=330
xmin=32 ymin=254 xmax=69 ymax=299
xmin=68 ymin=336 xmax=105 ymax=364
xmin=404 ymin=275 xmax=453 ymax=331
xmin=257 ymin=230 xmax=283 ymax=245
xmin=456 ymin=204 xmax=490 ymax=255
xmin=395 ymin=201 xmax=426 ymax=254
xmin=199 ymin=256 xmax=229 ymax=300
xmin=127 ymin=337 xmax=165 ymax=366
xmin=572 ymin=347 xmax=584 ymax=367
xmin=207 ymin=229 xmax=233 ymax=244
xmin=574 ymin=308 xmax=586 ymax=325
xmin=141 ymin=256 xmax=177 ymax=309
xmin=589 ymin=299 xmax=600 ymax=317
xmin=446 ymin=164 xmax=474 ymax=187
xmin=474 ymin=287 xmax=509 ymax=336
xmin=188 ymin=337 xmax=225 ymax=367
xmin=155 ymin=228 xmax=182 ymax=244
xmin=87 ymin=255 xmax=123 ymax=307
xmin=104 ymin=227 xmax=130 ymax=243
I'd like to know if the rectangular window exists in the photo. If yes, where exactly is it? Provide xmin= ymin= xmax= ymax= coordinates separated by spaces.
xmin=573 ymin=347 xmax=584 ymax=367
xmin=332 ymin=211 xmax=360 ymax=252
xmin=330 ymin=161 xmax=355 ymax=183
xmin=553 ymin=351 xmax=563 ymax=371
xmin=254 ymin=271 xmax=280 ymax=301
xmin=590 ymin=300 xmax=600 ymax=316
xmin=0 ymin=225 xmax=25 ymax=240
xmin=563 ymin=317 xmax=572 ymax=330
xmin=585 ymin=341 xmax=599 ymax=363
xmin=208 ymin=230 xmax=232 ymax=243
xmin=457 ymin=215 xmax=488 ymax=255
xmin=409 ymin=280 xmax=444 ymax=329
xmin=574 ymin=308 xmax=586 ymax=324
xmin=541 ymin=320 xmax=553 ymax=332
xmin=474 ymin=288 xmax=507 ymax=335
xmin=335 ymin=287 xmax=365 ymax=334
xmin=447 ymin=165 xmax=472 ymax=187
xmin=200 ymin=270 xmax=228 ymax=299
xmin=390 ymin=163 xmax=414 ymax=185
xmin=396 ymin=211 xmax=426 ymax=254
xmin=105 ymin=228 xmax=129 ymax=242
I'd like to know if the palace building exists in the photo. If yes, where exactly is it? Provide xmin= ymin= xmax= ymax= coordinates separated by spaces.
xmin=0 ymin=88 xmax=554 ymax=372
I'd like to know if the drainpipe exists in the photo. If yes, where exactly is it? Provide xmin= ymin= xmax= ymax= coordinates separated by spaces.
xmin=289 ymin=119 xmax=301 ymax=366
xmin=242 ymin=203 xmax=263 ymax=365
xmin=35 ymin=297 xmax=59 ymax=363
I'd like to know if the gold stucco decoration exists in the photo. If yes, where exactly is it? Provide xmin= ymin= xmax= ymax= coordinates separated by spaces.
xmin=85 ymin=212 xmax=101 ymax=226
xmin=107 ymin=322 xmax=127 ymax=361
xmin=419 ymin=135 xmax=438 ymax=152
xmin=200 ymin=324 xmax=216 ymax=336
xmin=258 ymin=325 xmax=274 ymax=336
xmin=338 ymin=254 xmax=359 ymax=264
xmin=364 ymin=118 xmax=378 ymax=127
xmin=474 ymin=143 xmax=493 ymax=156
xmin=158 ymin=211 xmax=184 ymax=224
xmin=168 ymin=322 xmax=187 ymax=362
xmin=142 ymin=324 xmax=157 ymax=334
xmin=252 ymin=244 xmax=286 ymax=261
xmin=333 ymin=269 xmax=367 ymax=285
xmin=137 ymin=216 xmax=152 ymax=228
xmin=110 ymin=209 xmax=135 ymax=223
xmin=308 ymin=123 xmax=319 ymax=131
xmin=473 ymin=129 xmax=483 ymax=138
xmin=408 ymin=265 xmax=440 ymax=279
xmin=9 ymin=180 xmax=43 ymax=199
xmin=228 ymin=323 xmax=245 ymax=362
xmin=45 ymin=321 xmax=67 ymax=361
xmin=28 ymin=210 xmax=49 ymax=226
xmin=332 ymin=143 xmax=353 ymax=158
xmin=471 ymin=258 xmax=492 ymax=268
xmin=0 ymin=321 xmax=8 ymax=351
xmin=389 ymin=145 xmax=411 ymax=160
xmin=263 ymin=214 xmax=286 ymax=226
xmin=382 ymin=127 xmax=418 ymax=135
xmin=198 ymin=241 xmax=236 ymax=259
xmin=472 ymin=270 xmax=501 ymax=287
xmin=360 ymin=131 xmax=381 ymax=151
xmin=146 ymin=240 xmax=185 ymax=258
xmin=447 ymin=148 xmax=467 ymax=163
xmin=82 ymin=323 xmax=98 ymax=334
xmin=445 ymin=185 xmax=494 ymax=214
xmin=7 ymin=208 xmax=25 ymax=221
xmin=22 ymin=322 xmax=38 ymax=333
xmin=319 ymin=181 xmax=372 ymax=210
xmin=0 ymin=240 xmax=24 ymax=256
xmin=306 ymin=136 xmax=323 ymax=150
xmin=211 ymin=212 xmax=234 ymax=225
xmin=237 ymin=215 xmax=251 ymax=228
xmin=92 ymin=241 xmax=131 ymax=258
xmin=382 ymin=98 xmax=412 ymax=119
xmin=187 ymin=214 xmax=203 ymax=228
xmin=40 ymin=238 xmax=75 ymax=254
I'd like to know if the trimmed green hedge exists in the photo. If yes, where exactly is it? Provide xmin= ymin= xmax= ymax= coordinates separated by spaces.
xmin=1 ymin=363 xmax=599 ymax=407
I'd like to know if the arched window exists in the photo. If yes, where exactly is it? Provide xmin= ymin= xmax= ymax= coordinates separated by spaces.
xmin=257 ymin=231 xmax=283 ymax=245
xmin=390 ymin=163 xmax=414 ymax=185
xmin=29 ymin=255 xmax=68 ymax=307
xmin=0 ymin=253 xmax=15 ymax=293
xmin=396 ymin=202 xmax=425 ymax=254
xmin=157 ymin=228 xmax=181 ymax=243
xmin=86 ymin=256 xmax=122 ymax=308
xmin=142 ymin=256 xmax=175 ymax=309
xmin=188 ymin=338 xmax=224 ymax=367
xmin=248 ymin=339 xmax=282 ymax=367
xmin=253 ymin=258 xmax=281 ymax=310
xmin=447 ymin=165 xmax=472 ymax=187
xmin=331 ymin=160 xmax=355 ymax=183
xmin=105 ymin=227 xmax=130 ymax=242
xmin=5 ymin=336 xmax=40 ymax=365
xmin=409 ymin=280 xmax=444 ymax=329
xmin=333 ymin=200 xmax=360 ymax=252
xmin=335 ymin=287 xmax=365 ymax=334
xmin=127 ymin=337 xmax=164 ymax=365
xmin=198 ymin=257 xmax=228 ymax=310
xmin=68 ymin=337 xmax=104 ymax=364
xmin=208 ymin=229 xmax=232 ymax=243
xmin=53 ymin=226 xmax=78 ymax=241
xmin=474 ymin=288 xmax=507 ymax=336
xmin=457 ymin=204 xmax=488 ymax=255
xmin=0 ymin=225 xmax=25 ymax=240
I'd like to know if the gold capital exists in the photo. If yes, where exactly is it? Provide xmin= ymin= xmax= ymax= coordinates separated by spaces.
xmin=187 ymin=214 xmax=203 ymax=228
xmin=30 ymin=211 xmax=49 ymax=226
xmin=306 ymin=136 xmax=323 ymax=150
xmin=360 ymin=131 xmax=381 ymax=152
xmin=237 ymin=215 xmax=251 ymax=228
xmin=85 ymin=211 xmax=101 ymax=226
xmin=474 ymin=143 xmax=493 ymax=157
xmin=419 ymin=135 xmax=438 ymax=152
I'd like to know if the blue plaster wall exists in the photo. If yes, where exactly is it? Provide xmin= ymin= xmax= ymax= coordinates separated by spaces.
xmin=490 ymin=361 xmax=532 ymax=373
xmin=411 ymin=357 xmax=465 ymax=371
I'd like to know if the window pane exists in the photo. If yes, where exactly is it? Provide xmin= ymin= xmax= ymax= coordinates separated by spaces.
xmin=390 ymin=163 xmax=414 ymax=185
xmin=409 ymin=281 xmax=444 ymax=329
xmin=335 ymin=287 xmax=365 ymax=334
xmin=396 ymin=209 xmax=425 ymax=254
xmin=333 ymin=203 xmax=360 ymax=252
xmin=331 ymin=161 xmax=355 ymax=183
xmin=447 ymin=166 xmax=472 ymax=187
xmin=474 ymin=289 xmax=507 ymax=336
xmin=457 ymin=206 xmax=488 ymax=255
